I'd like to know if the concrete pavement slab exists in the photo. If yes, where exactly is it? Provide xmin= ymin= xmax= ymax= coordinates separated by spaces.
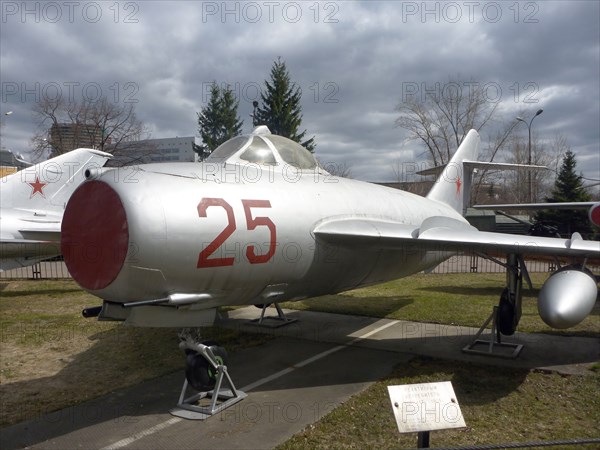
xmin=223 ymin=307 xmax=600 ymax=374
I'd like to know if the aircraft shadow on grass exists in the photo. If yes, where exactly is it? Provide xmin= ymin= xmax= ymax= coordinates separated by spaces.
xmin=417 ymin=285 xmax=530 ymax=297
xmin=284 ymin=294 xmax=415 ymax=318
xmin=0 ymin=287 xmax=83 ymax=298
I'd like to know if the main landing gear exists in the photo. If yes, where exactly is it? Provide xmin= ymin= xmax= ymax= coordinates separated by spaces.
xmin=463 ymin=254 xmax=529 ymax=358
xmin=170 ymin=329 xmax=247 ymax=420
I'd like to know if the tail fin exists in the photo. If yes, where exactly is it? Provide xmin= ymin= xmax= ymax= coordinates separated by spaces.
xmin=426 ymin=129 xmax=480 ymax=215
xmin=1 ymin=148 xmax=112 ymax=212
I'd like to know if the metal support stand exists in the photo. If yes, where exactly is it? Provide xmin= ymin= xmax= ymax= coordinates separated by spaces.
xmin=170 ymin=334 xmax=247 ymax=420
xmin=462 ymin=306 xmax=523 ymax=358
xmin=250 ymin=303 xmax=298 ymax=328
xmin=171 ymin=367 xmax=247 ymax=420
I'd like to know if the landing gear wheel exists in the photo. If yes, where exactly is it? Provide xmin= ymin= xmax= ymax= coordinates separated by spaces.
xmin=496 ymin=288 xmax=517 ymax=336
xmin=254 ymin=303 xmax=272 ymax=309
xmin=185 ymin=342 xmax=228 ymax=392
xmin=174 ymin=333 xmax=247 ymax=420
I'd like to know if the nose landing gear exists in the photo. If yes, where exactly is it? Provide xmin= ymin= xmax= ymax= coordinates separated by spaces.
xmin=170 ymin=330 xmax=247 ymax=420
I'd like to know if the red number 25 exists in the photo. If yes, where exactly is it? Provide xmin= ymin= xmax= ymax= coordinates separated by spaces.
xmin=197 ymin=198 xmax=276 ymax=268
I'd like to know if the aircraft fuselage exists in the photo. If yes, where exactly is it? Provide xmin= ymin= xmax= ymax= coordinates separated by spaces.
xmin=62 ymin=163 xmax=462 ymax=309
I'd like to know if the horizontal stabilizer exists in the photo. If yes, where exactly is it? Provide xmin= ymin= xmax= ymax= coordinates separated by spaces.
xmin=417 ymin=161 xmax=548 ymax=177
xmin=473 ymin=202 xmax=596 ymax=210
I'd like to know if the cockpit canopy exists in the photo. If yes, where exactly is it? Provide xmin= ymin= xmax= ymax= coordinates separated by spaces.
xmin=206 ymin=126 xmax=319 ymax=170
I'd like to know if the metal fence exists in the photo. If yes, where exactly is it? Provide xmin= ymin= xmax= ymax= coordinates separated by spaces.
xmin=0 ymin=261 xmax=72 ymax=280
xmin=429 ymin=255 xmax=565 ymax=274
xmin=2 ymin=256 xmax=596 ymax=281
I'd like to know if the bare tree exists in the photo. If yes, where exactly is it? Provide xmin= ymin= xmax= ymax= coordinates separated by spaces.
xmin=493 ymin=132 xmax=564 ymax=205
xmin=395 ymin=81 xmax=564 ymax=208
xmin=470 ymin=119 xmax=522 ymax=204
xmin=318 ymin=159 xmax=353 ymax=178
xmin=395 ymin=76 xmax=499 ymax=166
xmin=31 ymin=94 xmax=149 ymax=159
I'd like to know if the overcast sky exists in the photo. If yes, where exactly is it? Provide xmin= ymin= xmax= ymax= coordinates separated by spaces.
xmin=1 ymin=1 xmax=598 ymax=189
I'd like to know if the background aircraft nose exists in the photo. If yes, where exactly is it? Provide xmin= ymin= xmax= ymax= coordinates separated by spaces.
xmin=61 ymin=180 xmax=129 ymax=291
xmin=589 ymin=202 xmax=600 ymax=227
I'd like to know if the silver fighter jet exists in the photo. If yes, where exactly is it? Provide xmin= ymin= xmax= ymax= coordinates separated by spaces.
xmin=61 ymin=127 xmax=599 ymax=334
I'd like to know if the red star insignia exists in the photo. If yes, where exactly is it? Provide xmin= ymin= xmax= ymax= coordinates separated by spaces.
xmin=456 ymin=177 xmax=462 ymax=195
xmin=28 ymin=176 xmax=48 ymax=198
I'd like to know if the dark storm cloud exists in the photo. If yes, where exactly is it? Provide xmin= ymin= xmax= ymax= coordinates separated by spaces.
xmin=1 ymin=1 xmax=598 ymax=188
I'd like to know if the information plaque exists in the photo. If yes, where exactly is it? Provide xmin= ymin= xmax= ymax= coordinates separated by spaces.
xmin=388 ymin=381 xmax=466 ymax=433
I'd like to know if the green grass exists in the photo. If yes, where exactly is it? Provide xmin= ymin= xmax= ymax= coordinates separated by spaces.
xmin=279 ymin=357 xmax=600 ymax=449
xmin=281 ymin=273 xmax=600 ymax=336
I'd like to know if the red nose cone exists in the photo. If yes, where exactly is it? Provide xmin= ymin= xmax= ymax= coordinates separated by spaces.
xmin=62 ymin=180 xmax=129 ymax=291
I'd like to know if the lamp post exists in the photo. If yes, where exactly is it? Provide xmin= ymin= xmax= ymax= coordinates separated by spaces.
xmin=1 ymin=111 xmax=12 ymax=144
xmin=251 ymin=101 xmax=259 ymax=127
xmin=516 ymin=109 xmax=543 ymax=203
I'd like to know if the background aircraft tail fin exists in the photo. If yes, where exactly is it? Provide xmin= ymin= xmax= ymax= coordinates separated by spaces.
xmin=1 ymin=148 xmax=112 ymax=212
xmin=425 ymin=129 xmax=480 ymax=215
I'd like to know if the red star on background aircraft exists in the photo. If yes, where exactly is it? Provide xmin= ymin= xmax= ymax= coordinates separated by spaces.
xmin=27 ymin=176 xmax=48 ymax=198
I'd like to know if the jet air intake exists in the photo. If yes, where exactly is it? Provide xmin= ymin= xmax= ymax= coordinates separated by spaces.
xmin=537 ymin=265 xmax=597 ymax=329
xmin=61 ymin=180 xmax=129 ymax=291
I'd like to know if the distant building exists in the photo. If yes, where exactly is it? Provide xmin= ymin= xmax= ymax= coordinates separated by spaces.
xmin=0 ymin=148 xmax=30 ymax=174
xmin=107 ymin=136 xmax=199 ymax=167
xmin=49 ymin=123 xmax=105 ymax=155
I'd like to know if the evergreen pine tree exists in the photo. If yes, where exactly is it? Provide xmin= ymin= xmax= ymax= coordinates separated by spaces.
xmin=256 ymin=58 xmax=316 ymax=152
xmin=532 ymin=150 xmax=593 ymax=237
xmin=196 ymin=82 xmax=243 ymax=160
xmin=220 ymin=87 xmax=243 ymax=142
